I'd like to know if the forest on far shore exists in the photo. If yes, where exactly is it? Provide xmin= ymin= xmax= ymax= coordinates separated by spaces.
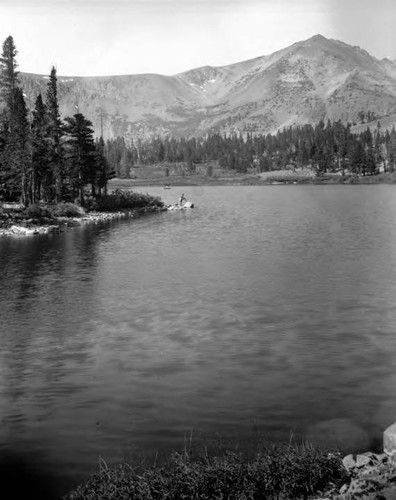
xmin=105 ymin=119 xmax=396 ymax=180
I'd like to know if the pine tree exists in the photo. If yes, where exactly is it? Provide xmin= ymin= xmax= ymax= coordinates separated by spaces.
xmin=387 ymin=127 xmax=396 ymax=172
xmin=350 ymin=140 xmax=366 ymax=175
xmin=95 ymin=136 xmax=114 ymax=196
xmin=45 ymin=66 xmax=63 ymax=201
xmin=63 ymin=112 xmax=96 ymax=205
xmin=0 ymin=36 xmax=19 ymax=116
xmin=31 ymin=93 xmax=50 ymax=202
xmin=14 ymin=88 xmax=31 ymax=204
xmin=119 ymin=148 xmax=133 ymax=178
xmin=0 ymin=36 xmax=31 ymax=203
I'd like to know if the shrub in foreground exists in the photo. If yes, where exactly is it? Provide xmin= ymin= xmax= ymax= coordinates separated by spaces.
xmin=93 ymin=189 xmax=164 ymax=212
xmin=64 ymin=442 xmax=348 ymax=500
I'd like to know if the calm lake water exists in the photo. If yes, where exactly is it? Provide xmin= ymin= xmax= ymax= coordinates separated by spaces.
xmin=1 ymin=185 xmax=396 ymax=497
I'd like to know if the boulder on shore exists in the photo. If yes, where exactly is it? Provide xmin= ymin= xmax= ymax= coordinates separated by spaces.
xmin=384 ymin=422 xmax=396 ymax=456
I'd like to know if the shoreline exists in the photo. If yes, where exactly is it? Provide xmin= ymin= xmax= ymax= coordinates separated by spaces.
xmin=0 ymin=205 xmax=166 ymax=238
xmin=62 ymin=425 xmax=396 ymax=500
xmin=109 ymin=171 xmax=396 ymax=189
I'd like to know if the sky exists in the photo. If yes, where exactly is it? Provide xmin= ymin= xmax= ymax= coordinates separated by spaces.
xmin=1 ymin=0 xmax=396 ymax=77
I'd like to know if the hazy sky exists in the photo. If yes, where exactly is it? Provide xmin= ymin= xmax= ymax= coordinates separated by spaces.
xmin=1 ymin=0 xmax=395 ymax=77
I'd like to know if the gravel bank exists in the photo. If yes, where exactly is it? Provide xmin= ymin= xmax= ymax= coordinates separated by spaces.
xmin=0 ymin=206 xmax=165 ymax=237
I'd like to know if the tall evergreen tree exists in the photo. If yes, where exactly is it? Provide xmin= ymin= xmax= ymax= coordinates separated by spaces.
xmin=387 ymin=127 xmax=396 ymax=172
xmin=63 ymin=112 xmax=96 ymax=205
xmin=31 ymin=93 xmax=50 ymax=202
xmin=0 ymin=35 xmax=19 ymax=116
xmin=14 ymin=87 xmax=30 ymax=204
xmin=95 ymin=135 xmax=113 ymax=196
xmin=119 ymin=148 xmax=133 ymax=178
xmin=0 ymin=36 xmax=31 ymax=203
xmin=45 ymin=66 xmax=63 ymax=201
xmin=350 ymin=140 xmax=366 ymax=175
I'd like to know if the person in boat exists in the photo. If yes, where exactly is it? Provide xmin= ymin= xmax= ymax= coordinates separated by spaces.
xmin=179 ymin=193 xmax=186 ymax=206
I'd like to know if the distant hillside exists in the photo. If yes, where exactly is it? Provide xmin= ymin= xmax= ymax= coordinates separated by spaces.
xmin=20 ymin=34 xmax=396 ymax=141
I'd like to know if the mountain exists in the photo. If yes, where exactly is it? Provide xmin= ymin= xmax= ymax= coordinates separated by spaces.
xmin=20 ymin=34 xmax=396 ymax=141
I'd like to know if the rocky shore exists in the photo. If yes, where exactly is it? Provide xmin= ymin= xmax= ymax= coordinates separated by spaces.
xmin=313 ymin=423 xmax=396 ymax=499
xmin=0 ymin=205 xmax=166 ymax=238
xmin=313 ymin=453 xmax=396 ymax=499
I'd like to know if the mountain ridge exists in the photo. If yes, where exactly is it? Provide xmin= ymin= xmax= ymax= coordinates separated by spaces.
xmin=20 ymin=34 xmax=396 ymax=141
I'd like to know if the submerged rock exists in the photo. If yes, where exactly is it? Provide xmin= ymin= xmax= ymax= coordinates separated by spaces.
xmin=166 ymin=202 xmax=195 ymax=210
xmin=306 ymin=418 xmax=370 ymax=451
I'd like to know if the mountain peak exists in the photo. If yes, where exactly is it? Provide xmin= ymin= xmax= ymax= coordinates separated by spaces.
xmin=306 ymin=34 xmax=328 ymax=42
xmin=20 ymin=35 xmax=396 ymax=140
xmin=297 ymin=34 xmax=333 ymax=48
xmin=301 ymin=33 xmax=354 ymax=52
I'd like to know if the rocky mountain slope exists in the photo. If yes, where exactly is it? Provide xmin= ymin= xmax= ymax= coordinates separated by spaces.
xmin=20 ymin=34 xmax=396 ymax=141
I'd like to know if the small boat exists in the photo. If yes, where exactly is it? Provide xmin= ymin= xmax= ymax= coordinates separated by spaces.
xmin=163 ymin=185 xmax=171 ymax=189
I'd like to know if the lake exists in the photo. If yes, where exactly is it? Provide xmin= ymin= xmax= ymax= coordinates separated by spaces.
xmin=1 ymin=185 xmax=396 ymax=497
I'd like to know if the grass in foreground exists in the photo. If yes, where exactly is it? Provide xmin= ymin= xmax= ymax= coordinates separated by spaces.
xmin=63 ymin=441 xmax=348 ymax=500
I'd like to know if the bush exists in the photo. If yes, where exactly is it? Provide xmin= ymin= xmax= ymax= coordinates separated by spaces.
xmin=50 ymin=203 xmax=85 ymax=217
xmin=93 ymin=189 xmax=164 ymax=212
xmin=260 ymin=169 xmax=316 ymax=183
xmin=22 ymin=204 xmax=52 ymax=219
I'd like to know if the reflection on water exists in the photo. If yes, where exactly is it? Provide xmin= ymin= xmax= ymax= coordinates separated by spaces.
xmin=1 ymin=186 xmax=396 ymax=497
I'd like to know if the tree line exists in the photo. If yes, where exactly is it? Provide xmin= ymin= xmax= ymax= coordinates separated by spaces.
xmin=105 ymin=121 xmax=396 ymax=179
xmin=0 ymin=36 xmax=114 ymax=205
